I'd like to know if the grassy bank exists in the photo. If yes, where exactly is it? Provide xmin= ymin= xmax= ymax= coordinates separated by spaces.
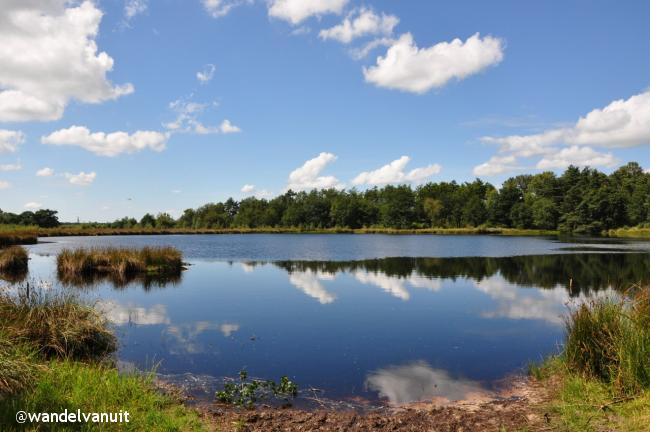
xmin=0 ymin=284 xmax=206 ymax=431
xmin=0 ymin=247 xmax=28 ymax=273
xmin=532 ymin=287 xmax=650 ymax=431
xmin=1 ymin=224 xmax=559 ymax=240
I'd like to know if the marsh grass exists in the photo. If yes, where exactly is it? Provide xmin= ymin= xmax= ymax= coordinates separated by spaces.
xmin=56 ymin=247 xmax=184 ymax=285
xmin=0 ymin=284 xmax=116 ymax=360
xmin=564 ymin=287 xmax=650 ymax=395
xmin=0 ymin=331 xmax=40 ymax=396
xmin=0 ymin=246 xmax=28 ymax=274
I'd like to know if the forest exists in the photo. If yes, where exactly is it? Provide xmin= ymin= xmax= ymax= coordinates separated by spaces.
xmin=2 ymin=162 xmax=649 ymax=235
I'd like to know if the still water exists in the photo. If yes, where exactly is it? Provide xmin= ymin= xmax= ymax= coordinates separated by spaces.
xmin=13 ymin=234 xmax=650 ymax=405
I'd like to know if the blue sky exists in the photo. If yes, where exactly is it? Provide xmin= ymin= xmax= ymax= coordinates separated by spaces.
xmin=1 ymin=0 xmax=649 ymax=222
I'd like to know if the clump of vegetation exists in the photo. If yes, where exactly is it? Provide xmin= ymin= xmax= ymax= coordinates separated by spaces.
xmin=0 ymin=246 xmax=28 ymax=273
xmin=564 ymin=288 xmax=650 ymax=395
xmin=57 ymin=246 xmax=184 ymax=283
xmin=0 ymin=284 xmax=116 ymax=360
xmin=0 ymin=331 xmax=40 ymax=396
xmin=216 ymin=370 xmax=298 ymax=409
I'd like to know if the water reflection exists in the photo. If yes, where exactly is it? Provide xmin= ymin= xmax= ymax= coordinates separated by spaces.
xmin=288 ymin=269 xmax=337 ymax=304
xmin=162 ymin=321 xmax=240 ymax=355
xmin=97 ymin=300 xmax=170 ymax=325
xmin=365 ymin=361 xmax=487 ymax=404
xmin=57 ymin=269 xmax=182 ymax=290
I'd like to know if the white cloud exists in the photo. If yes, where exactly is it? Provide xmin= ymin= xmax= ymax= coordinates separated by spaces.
xmin=197 ymin=64 xmax=216 ymax=83
xmin=363 ymin=33 xmax=504 ymax=94
xmin=0 ymin=162 xmax=21 ymax=172
xmin=164 ymin=99 xmax=239 ymax=135
xmin=219 ymin=119 xmax=241 ymax=134
xmin=124 ymin=0 xmax=147 ymax=21
xmin=482 ymin=90 xmax=650 ymax=151
xmin=202 ymin=0 xmax=249 ymax=18
xmin=536 ymin=146 xmax=618 ymax=170
xmin=287 ymin=152 xmax=344 ymax=191
xmin=241 ymin=184 xmax=271 ymax=198
xmin=0 ymin=181 xmax=10 ymax=190
xmin=219 ymin=323 xmax=240 ymax=337
xmin=24 ymin=202 xmax=42 ymax=210
xmin=42 ymin=126 xmax=168 ymax=157
xmin=0 ymin=1 xmax=133 ymax=122
xmin=64 ymin=171 xmax=97 ymax=186
xmin=268 ymin=0 xmax=348 ymax=24
xmin=241 ymin=184 xmax=255 ymax=193
xmin=319 ymin=8 xmax=398 ymax=44
xmin=472 ymin=155 xmax=520 ymax=177
xmin=352 ymin=156 xmax=441 ymax=186
xmin=0 ymin=130 xmax=25 ymax=153
xmin=36 ymin=167 xmax=54 ymax=177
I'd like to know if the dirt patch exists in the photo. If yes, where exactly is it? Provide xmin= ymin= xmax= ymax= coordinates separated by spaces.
xmin=194 ymin=378 xmax=550 ymax=432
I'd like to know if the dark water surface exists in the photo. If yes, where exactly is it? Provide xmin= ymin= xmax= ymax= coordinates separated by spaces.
xmin=15 ymin=234 xmax=650 ymax=405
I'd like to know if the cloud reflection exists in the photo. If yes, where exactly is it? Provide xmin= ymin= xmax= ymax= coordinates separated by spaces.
xmin=353 ymin=271 xmax=442 ymax=301
xmin=288 ymin=269 xmax=337 ymax=304
xmin=163 ymin=320 xmax=241 ymax=354
xmin=97 ymin=300 xmax=170 ymax=325
xmin=365 ymin=360 xmax=486 ymax=404
xmin=474 ymin=275 xmax=616 ymax=325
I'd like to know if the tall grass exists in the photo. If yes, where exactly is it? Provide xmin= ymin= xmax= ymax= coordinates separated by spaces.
xmin=0 ymin=284 xmax=116 ymax=360
xmin=0 ymin=331 xmax=40 ymax=396
xmin=0 ymin=246 xmax=28 ymax=273
xmin=564 ymin=287 xmax=650 ymax=395
xmin=57 ymin=246 xmax=183 ymax=279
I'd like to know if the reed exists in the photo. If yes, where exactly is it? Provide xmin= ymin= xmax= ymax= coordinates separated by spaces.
xmin=0 ymin=246 xmax=28 ymax=274
xmin=56 ymin=246 xmax=184 ymax=281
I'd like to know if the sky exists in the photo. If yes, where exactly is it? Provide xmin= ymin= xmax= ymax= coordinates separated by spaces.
xmin=1 ymin=0 xmax=649 ymax=222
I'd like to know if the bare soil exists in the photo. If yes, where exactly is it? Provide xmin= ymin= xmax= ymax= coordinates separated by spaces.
xmin=189 ymin=378 xmax=550 ymax=432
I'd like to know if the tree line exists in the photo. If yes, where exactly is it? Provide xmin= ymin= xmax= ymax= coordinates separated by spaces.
xmin=2 ymin=162 xmax=649 ymax=235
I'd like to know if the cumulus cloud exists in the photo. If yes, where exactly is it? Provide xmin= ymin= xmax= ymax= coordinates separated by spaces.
xmin=202 ymin=0 xmax=249 ymax=18
xmin=197 ymin=64 xmax=216 ymax=83
xmin=24 ymin=202 xmax=42 ymax=210
xmin=482 ymin=90 xmax=650 ymax=151
xmin=0 ymin=1 xmax=134 ymax=122
xmin=42 ymin=126 xmax=168 ymax=157
xmin=352 ymin=156 xmax=441 ymax=186
xmin=536 ymin=146 xmax=618 ymax=170
xmin=363 ymin=33 xmax=504 ymax=94
xmin=287 ymin=152 xmax=344 ymax=191
xmin=97 ymin=300 xmax=169 ymax=326
xmin=241 ymin=184 xmax=255 ymax=193
xmin=0 ymin=181 xmax=10 ymax=190
xmin=36 ymin=167 xmax=54 ymax=177
xmin=0 ymin=130 xmax=25 ymax=153
xmin=0 ymin=162 xmax=21 ymax=172
xmin=472 ymin=155 xmax=520 ymax=177
xmin=269 ymin=0 xmax=348 ymax=24
xmin=319 ymin=8 xmax=398 ymax=43
xmin=219 ymin=119 xmax=241 ymax=134
xmin=65 ymin=171 xmax=96 ymax=186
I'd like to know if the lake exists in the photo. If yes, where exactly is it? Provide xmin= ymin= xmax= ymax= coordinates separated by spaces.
xmin=12 ymin=234 xmax=650 ymax=406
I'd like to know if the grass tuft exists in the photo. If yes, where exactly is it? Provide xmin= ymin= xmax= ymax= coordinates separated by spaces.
xmin=0 ymin=284 xmax=116 ymax=360
xmin=0 ymin=246 xmax=28 ymax=274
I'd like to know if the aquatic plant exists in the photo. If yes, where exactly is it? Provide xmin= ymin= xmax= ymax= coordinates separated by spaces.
xmin=56 ymin=246 xmax=184 ymax=282
xmin=216 ymin=370 xmax=298 ymax=409
xmin=0 ymin=246 xmax=28 ymax=274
